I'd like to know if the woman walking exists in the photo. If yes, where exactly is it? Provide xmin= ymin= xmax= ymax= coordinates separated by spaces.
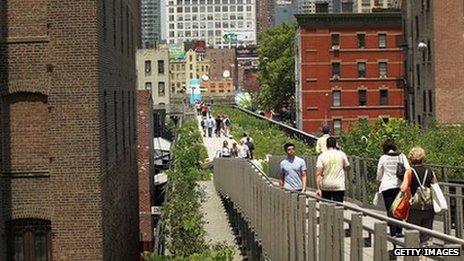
xmin=400 ymin=147 xmax=436 ymax=246
xmin=220 ymin=140 xmax=231 ymax=158
xmin=376 ymin=139 xmax=410 ymax=237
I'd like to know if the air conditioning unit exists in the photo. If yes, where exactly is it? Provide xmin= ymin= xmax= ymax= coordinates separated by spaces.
xmin=151 ymin=206 xmax=161 ymax=215
xmin=331 ymin=45 xmax=340 ymax=51
xmin=380 ymin=75 xmax=388 ymax=79
xmin=332 ymin=74 xmax=340 ymax=80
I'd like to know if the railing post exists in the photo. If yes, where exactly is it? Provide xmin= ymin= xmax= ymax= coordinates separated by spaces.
xmin=444 ymin=185 xmax=452 ymax=235
xmin=307 ymin=198 xmax=317 ymax=261
xmin=334 ymin=206 xmax=344 ymax=261
xmin=404 ymin=230 xmax=420 ymax=261
xmin=289 ymin=192 xmax=297 ymax=261
xmin=319 ymin=203 xmax=335 ymax=261
xmin=282 ymin=190 xmax=289 ymax=261
xmin=456 ymin=187 xmax=463 ymax=238
xmin=350 ymin=213 xmax=363 ymax=261
xmin=297 ymin=194 xmax=306 ymax=260
xmin=373 ymin=222 xmax=388 ymax=261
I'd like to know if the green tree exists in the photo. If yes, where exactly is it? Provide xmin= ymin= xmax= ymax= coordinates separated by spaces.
xmin=257 ymin=22 xmax=297 ymax=112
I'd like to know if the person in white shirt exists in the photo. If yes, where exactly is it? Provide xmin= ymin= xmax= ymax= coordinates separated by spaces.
xmin=220 ymin=140 xmax=231 ymax=157
xmin=316 ymin=137 xmax=350 ymax=202
xmin=206 ymin=116 xmax=215 ymax=138
xmin=240 ymin=133 xmax=253 ymax=144
xmin=376 ymin=139 xmax=410 ymax=237
xmin=237 ymin=140 xmax=250 ymax=159
xmin=316 ymin=125 xmax=331 ymax=154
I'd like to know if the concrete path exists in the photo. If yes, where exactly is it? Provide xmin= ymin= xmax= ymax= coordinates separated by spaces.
xmin=197 ymin=116 xmax=242 ymax=260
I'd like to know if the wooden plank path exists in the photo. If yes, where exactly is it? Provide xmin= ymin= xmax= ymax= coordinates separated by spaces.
xmin=197 ymin=116 xmax=242 ymax=260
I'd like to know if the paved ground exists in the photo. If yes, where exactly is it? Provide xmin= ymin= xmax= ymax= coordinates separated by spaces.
xmin=197 ymin=116 xmax=242 ymax=260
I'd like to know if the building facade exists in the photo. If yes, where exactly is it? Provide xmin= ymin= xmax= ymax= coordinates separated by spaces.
xmin=275 ymin=0 xmax=298 ymax=26
xmin=141 ymin=0 xmax=161 ymax=47
xmin=136 ymin=90 xmax=155 ymax=252
xmin=163 ymin=0 xmax=257 ymax=48
xmin=295 ymin=13 xmax=405 ymax=135
xmin=256 ymin=0 xmax=275 ymax=35
xmin=0 ymin=0 xmax=140 ymax=259
xmin=353 ymin=0 xmax=400 ymax=13
xmin=201 ymin=79 xmax=234 ymax=94
xmin=403 ymin=0 xmax=464 ymax=128
xmin=205 ymin=48 xmax=236 ymax=82
xmin=137 ymin=48 xmax=171 ymax=106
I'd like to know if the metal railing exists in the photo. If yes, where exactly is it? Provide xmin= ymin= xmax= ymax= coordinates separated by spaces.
xmin=231 ymin=106 xmax=319 ymax=145
xmin=214 ymin=158 xmax=464 ymax=260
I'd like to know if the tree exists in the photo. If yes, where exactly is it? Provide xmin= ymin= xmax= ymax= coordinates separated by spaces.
xmin=257 ymin=22 xmax=297 ymax=113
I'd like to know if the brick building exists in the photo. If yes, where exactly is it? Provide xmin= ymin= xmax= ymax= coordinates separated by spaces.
xmin=201 ymin=79 xmax=234 ymax=94
xmin=295 ymin=13 xmax=405 ymax=135
xmin=0 ymin=0 xmax=140 ymax=260
xmin=256 ymin=0 xmax=275 ymax=35
xmin=403 ymin=0 xmax=464 ymax=128
xmin=137 ymin=90 xmax=155 ymax=251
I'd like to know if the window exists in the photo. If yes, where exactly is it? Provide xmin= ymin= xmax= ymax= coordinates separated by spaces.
xmin=158 ymin=82 xmax=165 ymax=97
xmin=145 ymin=82 xmax=152 ymax=90
xmin=380 ymin=89 xmax=388 ymax=105
xmin=427 ymin=39 xmax=432 ymax=61
xmin=144 ymin=60 xmax=152 ymax=74
xmin=331 ymin=33 xmax=340 ymax=47
xmin=331 ymin=62 xmax=340 ymax=77
xmin=157 ymin=60 xmax=164 ymax=74
xmin=378 ymin=34 xmax=386 ymax=48
xmin=416 ymin=64 xmax=421 ymax=88
xmin=357 ymin=34 xmax=365 ymax=48
xmin=315 ymin=3 xmax=329 ymax=13
xmin=332 ymin=90 xmax=341 ymax=107
xmin=379 ymin=62 xmax=387 ymax=78
xmin=428 ymin=90 xmax=433 ymax=113
xmin=358 ymin=89 xmax=367 ymax=106
xmin=415 ymin=16 xmax=419 ymax=38
xmin=357 ymin=62 xmax=366 ymax=78
xmin=7 ymin=219 xmax=52 ymax=261
xmin=333 ymin=119 xmax=342 ymax=135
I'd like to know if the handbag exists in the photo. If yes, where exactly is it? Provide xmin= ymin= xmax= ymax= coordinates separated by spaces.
xmin=431 ymin=183 xmax=448 ymax=214
xmin=396 ymin=154 xmax=406 ymax=180
xmin=391 ymin=190 xmax=411 ymax=220
xmin=410 ymin=168 xmax=433 ymax=210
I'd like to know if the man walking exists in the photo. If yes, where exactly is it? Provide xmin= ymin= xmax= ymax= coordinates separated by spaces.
xmin=316 ymin=125 xmax=331 ymax=154
xmin=280 ymin=143 xmax=307 ymax=192
xmin=315 ymin=137 xmax=350 ymax=202
xmin=207 ymin=116 xmax=215 ymax=138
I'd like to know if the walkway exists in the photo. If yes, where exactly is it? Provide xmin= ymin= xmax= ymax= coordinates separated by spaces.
xmin=197 ymin=116 xmax=242 ymax=260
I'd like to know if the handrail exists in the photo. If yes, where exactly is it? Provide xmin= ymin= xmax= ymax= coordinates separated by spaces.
xmin=230 ymin=105 xmax=319 ymax=143
xmin=248 ymin=160 xmax=464 ymax=246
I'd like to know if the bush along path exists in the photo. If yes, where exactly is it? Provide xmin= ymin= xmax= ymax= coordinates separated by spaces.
xmin=212 ymin=106 xmax=316 ymax=160
xmin=142 ymin=117 xmax=235 ymax=260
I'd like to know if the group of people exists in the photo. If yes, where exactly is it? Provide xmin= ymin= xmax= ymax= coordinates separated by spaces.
xmin=200 ymin=114 xmax=232 ymax=138
xmin=279 ymin=125 xmax=439 ymax=247
xmin=219 ymin=133 xmax=255 ymax=159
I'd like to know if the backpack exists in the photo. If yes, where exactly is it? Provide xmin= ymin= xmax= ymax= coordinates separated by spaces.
xmin=409 ymin=168 xmax=433 ymax=210
xmin=396 ymin=154 xmax=406 ymax=180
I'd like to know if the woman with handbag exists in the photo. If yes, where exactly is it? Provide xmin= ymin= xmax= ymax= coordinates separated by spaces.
xmin=376 ymin=139 xmax=410 ymax=237
xmin=400 ymin=147 xmax=436 ymax=246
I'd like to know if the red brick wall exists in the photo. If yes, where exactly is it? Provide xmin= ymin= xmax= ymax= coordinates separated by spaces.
xmin=137 ymin=90 xmax=154 ymax=251
xmin=299 ymin=25 xmax=405 ymax=134
xmin=0 ymin=0 xmax=141 ymax=259
xmin=433 ymin=0 xmax=464 ymax=124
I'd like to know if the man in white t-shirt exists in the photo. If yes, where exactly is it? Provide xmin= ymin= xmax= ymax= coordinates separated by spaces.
xmin=237 ymin=140 xmax=250 ymax=159
xmin=315 ymin=137 xmax=350 ymax=202
xmin=316 ymin=125 xmax=330 ymax=154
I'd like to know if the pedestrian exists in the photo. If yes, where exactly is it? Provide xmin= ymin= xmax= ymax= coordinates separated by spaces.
xmin=231 ymin=142 xmax=239 ymax=157
xmin=316 ymin=125 xmax=331 ymax=154
xmin=200 ymin=117 xmax=207 ymax=137
xmin=222 ymin=114 xmax=231 ymax=137
xmin=315 ymin=137 xmax=350 ymax=202
xmin=201 ymin=103 xmax=208 ymax=117
xmin=220 ymin=140 xmax=231 ymax=157
xmin=195 ymin=102 xmax=201 ymax=115
xmin=245 ymin=137 xmax=255 ymax=159
xmin=215 ymin=115 xmax=223 ymax=137
xmin=279 ymin=143 xmax=307 ymax=192
xmin=400 ymin=147 xmax=436 ymax=246
xmin=237 ymin=139 xmax=250 ymax=159
xmin=206 ymin=116 xmax=215 ymax=138
xmin=376 ymin=139 xmax=410 ymax=237
xmin=240 ymin=133 xmax=253 ymax=144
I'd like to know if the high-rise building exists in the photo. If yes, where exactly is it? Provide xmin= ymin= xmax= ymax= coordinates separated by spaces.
xmin=275 ymin=1 xmax=298 ymax=26
xmin=295 ymin=13 xmax=405 ymax=134
xmin=353 ymin=0 xmax=399 ymax=13
xmin=297 ymin=0 xmax=354 ymax=14
xmin=256 ymin=0 xmax=275 ymax=35
xmin=403 ymin=0 xmax=464 ymax=128
xmin=0 ymin=0 xmax=140 ymax=259
xmin=141 ymin=0 xmax=162 ymax=47
xmin=164 ymin=0 xmax=257 ymax=48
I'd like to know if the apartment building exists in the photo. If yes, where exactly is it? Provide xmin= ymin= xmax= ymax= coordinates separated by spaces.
xmin=137 ymin=48 xmax=171 ymax=106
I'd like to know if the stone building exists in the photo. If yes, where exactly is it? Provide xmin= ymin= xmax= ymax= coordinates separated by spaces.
xmin=0 ymin=0 xmax=140 ymax=259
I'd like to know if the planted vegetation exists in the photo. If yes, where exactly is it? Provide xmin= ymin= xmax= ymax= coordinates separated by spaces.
xmin=143 ymin=118 xmax=234 ymax=260
xmin=213 ymin=106 xmax=316 ymax=159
